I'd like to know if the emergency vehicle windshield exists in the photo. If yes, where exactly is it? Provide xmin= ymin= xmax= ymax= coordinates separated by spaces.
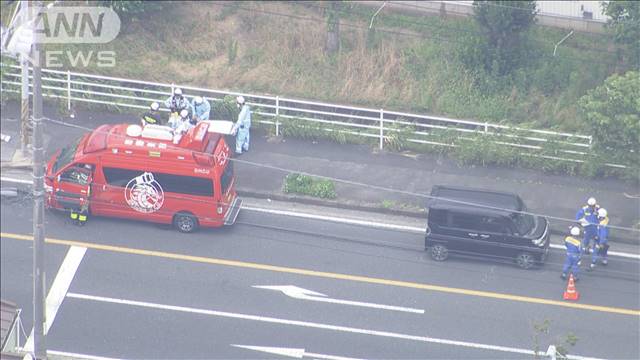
xmin=52 ymin=136 xmax=83 ymax=174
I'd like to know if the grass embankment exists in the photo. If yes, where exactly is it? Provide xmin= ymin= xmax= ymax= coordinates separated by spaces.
xmin=4 ymin=1 xmax=620 ymax=131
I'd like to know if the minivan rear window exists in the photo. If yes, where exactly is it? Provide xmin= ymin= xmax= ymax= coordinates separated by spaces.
xmin=220 ymin=161 xmax=233 ymax=195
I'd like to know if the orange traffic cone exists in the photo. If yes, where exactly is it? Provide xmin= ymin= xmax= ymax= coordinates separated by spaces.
xmin=563 ymin=274 xmax=580 ymax=301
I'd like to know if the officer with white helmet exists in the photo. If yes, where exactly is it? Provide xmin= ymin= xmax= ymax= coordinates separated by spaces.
xmin=173 ymin=109 xmax=195 ymax=140
xmin=589 ymin=208 xmax=610 ymax=269
xmin=562 ymin=226 xmax=583 ymax=281
xmin=576 ymin=197 xmax=600 ymax=253
xmin=165 ymin=88 xmax=192 ymax=129
xmin=232 ymin=96 xmax=251 ymax=154
xmin=191 ymin=96 xmax=211 ymax=122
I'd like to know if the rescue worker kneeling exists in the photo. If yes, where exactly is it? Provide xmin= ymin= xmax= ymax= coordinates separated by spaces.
xmin=562 ymin=226 xmax=583 ymax=281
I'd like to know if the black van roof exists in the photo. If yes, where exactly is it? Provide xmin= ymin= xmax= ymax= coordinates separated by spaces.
xmin=428 ymin=185 xmax=524 ymax=214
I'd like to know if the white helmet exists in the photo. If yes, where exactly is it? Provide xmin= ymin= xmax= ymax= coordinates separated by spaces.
xmin=570 ymin=226 xmax=580 ymax=236
xmin=194 ymin=96 xmax=203 ymax=104
xmin=174 ymin=88 xmax=183 ymax=96
xmin=598 ymin=208 xmax=607 ymax=218
xmin=180 ymin=109 xmax=189 ymax=119
xmin=587 ymin=197 xmax=597 ymax=206
xmin=236 ymin=96 xmax=245 ymax=105
xmin=150 ymin=102 xmax=159 ymax=111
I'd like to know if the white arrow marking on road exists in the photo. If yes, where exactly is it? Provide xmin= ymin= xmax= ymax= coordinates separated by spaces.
xmin=253 ymin=285 xmax=424 ymax=314
xmin=232 ymin=345 xmax=364 ymax=360
xmin=67 ymin=292 xmax=605 ymax=360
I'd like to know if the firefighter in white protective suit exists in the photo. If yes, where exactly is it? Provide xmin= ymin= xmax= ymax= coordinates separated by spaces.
xmin=232 ymin=96 xmax=251 ymax=154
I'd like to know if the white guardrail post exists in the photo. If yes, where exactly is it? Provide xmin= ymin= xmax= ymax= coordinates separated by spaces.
xmin=275 ymin=96 xmax=280 ymax=136
xmin=0 ymin=61 xmax=625 ymax=168
xmin=67 ymin=70 xmax=71 ymax=111
xmin=379 ymin=108 xmax=384 ymax=150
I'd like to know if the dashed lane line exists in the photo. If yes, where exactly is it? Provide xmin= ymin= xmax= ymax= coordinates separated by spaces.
xmin=66 ymin=292 xmax=604 ymax=360
xmin=2 ymin=232 xmax=639 ymax=317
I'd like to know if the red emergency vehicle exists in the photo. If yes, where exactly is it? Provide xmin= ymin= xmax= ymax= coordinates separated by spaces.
xmin=45 ymin=121 xmax=242 ymax=232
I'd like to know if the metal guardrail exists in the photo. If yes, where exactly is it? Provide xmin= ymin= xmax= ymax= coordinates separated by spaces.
xmin=1 ymin=62 xmax=625 ymax=168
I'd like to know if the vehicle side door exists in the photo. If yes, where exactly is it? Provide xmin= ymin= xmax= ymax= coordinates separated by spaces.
xmin=53 ymin=165 xmax=93 ymax=211
xmin=444 ymin=211 xmax=486 ymax=257
xmin=472 ymin=215 xmax=509 ymax=261
xmin=94 ymin=166 xmax=141 ymax=218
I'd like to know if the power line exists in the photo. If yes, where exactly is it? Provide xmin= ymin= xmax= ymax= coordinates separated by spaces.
xmin=31 ymin=115 xmax=640 ymax=234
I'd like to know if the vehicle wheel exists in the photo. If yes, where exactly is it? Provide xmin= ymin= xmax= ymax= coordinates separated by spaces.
xmin=430 ymin=244 xmax=449 ymax=261
xmin=173 ymin=212 xmax=199 ymax=233
xmin=516 ymin=252 xmax=535 ymax=269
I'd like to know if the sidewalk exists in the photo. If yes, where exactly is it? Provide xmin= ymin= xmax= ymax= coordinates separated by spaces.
xmin=1 ymin=100 xmax=639 ymax=245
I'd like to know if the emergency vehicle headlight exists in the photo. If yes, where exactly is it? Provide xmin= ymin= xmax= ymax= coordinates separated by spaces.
xmin=217 ymin=206 xmax=223 ymax=215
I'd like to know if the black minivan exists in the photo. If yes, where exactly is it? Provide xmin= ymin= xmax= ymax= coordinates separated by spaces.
xmin=425 ymin=185 xmax=550 ymax=269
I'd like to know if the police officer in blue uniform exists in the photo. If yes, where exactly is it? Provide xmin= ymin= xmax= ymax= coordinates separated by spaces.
xmin=590 ymin=208 xmax=610 ymax=270
xmin=575 ymin=197 xmax=600 ymax=253
xmin=562 ymin=226 xmax=583 ymax=281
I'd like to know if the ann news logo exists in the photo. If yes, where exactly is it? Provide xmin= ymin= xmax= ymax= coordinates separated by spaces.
xmin=3 ymin=6 xmax=121 ymax=68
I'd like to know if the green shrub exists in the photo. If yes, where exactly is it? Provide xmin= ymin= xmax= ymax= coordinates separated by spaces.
xmin=579 ymin=71 xmax=640 ymax=173
xmin=212 ymin=95 xmax=239 ymax=121
xmin=283 ymin=173 xmax=337 ymax=199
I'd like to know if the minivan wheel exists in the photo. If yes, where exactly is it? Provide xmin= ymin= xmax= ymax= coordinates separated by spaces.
xmin=516 ymin=252 xmax=535 ymax=269
xmin=430 ymin=244 xmax=449 ymax=261
xmin=174 ymin=212 xmax=199 ymax=233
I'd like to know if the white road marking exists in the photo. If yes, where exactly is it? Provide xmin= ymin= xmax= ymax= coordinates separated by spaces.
xmin=243 ymin=206 xmax=640 ymax=260
xmin=23 ymin=246 xmax=87 ymax=355
xmin=48 ymin=350 xmax=123 ymax=360
xmin=67 ymin=292 xmax=603 ymax=360
xmin=242 ymin=205 xmax=422 ymax=232
xmin=253 ymin=285 xmax=424 ymax=314
xmin=2 ymin=175 xmax=638 ymax=259
xmin=232 ymin=344 xmax=364 ymax=360
xmin=0 ymin=176 xmax=33 ymax=184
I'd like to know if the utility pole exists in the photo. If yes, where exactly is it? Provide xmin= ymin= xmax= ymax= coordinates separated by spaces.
xmin=31 ymin=1 xmax=47 ymax=358
xmin=20 ymin=0 xmax=30 ymax=154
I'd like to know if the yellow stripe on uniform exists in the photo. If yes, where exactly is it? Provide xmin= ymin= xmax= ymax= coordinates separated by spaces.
xmin=1 ymin=232 xmax=639 ymax=317
xmin=565 ymin=236 xmax=582 ymax=247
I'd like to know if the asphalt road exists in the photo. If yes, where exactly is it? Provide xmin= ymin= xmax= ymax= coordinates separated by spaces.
xmin=1 ymin=197 xmax=639 ymax=359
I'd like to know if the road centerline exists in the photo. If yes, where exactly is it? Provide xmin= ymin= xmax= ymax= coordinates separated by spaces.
xmin=2 ymin=232 xmax=639 ymax=317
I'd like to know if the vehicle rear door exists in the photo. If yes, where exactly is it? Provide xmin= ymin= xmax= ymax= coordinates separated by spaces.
xmin=53 ymin=165 xmax=93 ymax=211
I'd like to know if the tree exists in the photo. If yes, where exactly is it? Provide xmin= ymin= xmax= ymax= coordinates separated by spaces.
xmin=578 ymin=71 xmax=640 ymax=171
xmin=470 ymin=0 xmax=537 ymax=76
xmin=602 ymin=1 xmax=640 ymax=67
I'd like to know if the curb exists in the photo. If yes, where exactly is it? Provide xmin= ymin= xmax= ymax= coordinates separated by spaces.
xmin=237 ymin=188 xmax=640 ymax=246
xmin=237 ymin=188 xmax=427 ymax=219
xmin=2 ymin=176 xmax=638 ymax=246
